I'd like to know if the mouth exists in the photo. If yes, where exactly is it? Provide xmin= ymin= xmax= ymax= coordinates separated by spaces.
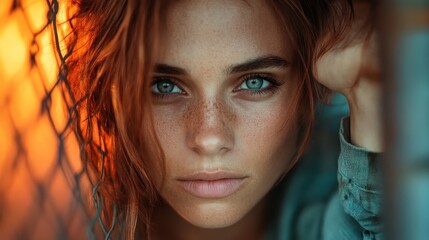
xmin=176 ymin=171 xmax=248 ymax=199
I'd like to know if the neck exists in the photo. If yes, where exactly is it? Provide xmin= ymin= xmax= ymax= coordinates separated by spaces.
xmin=152 ymin=198 xmax=268 ymax=240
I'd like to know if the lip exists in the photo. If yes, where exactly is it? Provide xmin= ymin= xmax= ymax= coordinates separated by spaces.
xmin=176 ymin=171 xmax=248 ymax=199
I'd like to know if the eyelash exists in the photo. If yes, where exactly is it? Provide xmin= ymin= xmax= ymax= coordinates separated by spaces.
xmin=234 ymin=73 xmax=282 ymax=96
xmin=151 ymin=74 xmax=282 ymax=99
xmin=151 ymin=77 xmax=185 ymax=99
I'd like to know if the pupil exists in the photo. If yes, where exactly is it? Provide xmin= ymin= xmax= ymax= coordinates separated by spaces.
xmin=157 ymin=81 xmax=174 ymax=93
xmin=246 ymin=78 xmax=263 ymax=89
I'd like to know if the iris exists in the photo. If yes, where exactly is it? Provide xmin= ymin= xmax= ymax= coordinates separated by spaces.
xmin=157 ymin=80 xmax=174 ymax=93
xmin=245 ymin=78 xmax=264 ymax=89
xmin=152 ymin=79 xmax=182 ymax=94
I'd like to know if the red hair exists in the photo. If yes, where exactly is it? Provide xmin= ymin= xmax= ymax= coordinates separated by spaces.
xmin=66 ymin=0 xmax=354 ymax=238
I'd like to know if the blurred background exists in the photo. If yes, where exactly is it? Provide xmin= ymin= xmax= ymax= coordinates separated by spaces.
xmin=0 ymin=0 xmax=92 ymax=239
xmin=0 ymin=0 xmax=428 ymax=239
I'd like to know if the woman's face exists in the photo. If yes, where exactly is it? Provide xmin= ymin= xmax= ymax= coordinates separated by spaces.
xmin=152 ymin=0 xmax=299 ymax=228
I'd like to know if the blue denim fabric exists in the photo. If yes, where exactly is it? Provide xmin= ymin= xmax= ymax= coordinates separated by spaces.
xmin=337 ymin=118 xmax=383 ymax=239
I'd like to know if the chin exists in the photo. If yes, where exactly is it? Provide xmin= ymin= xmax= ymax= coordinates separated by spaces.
xmin=177 ymin=201 xmax=249 ymax=229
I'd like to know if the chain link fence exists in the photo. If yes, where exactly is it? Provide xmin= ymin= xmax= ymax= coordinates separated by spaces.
xmin=0 ymin=0 xmax=112 ymax=239
xmin=2 ymin=1 xmax=429 ymax=240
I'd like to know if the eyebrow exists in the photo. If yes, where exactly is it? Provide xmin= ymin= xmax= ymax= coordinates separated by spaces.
xmin=154 ymin=64 xmax=187 ymax=75
xmin=154 ymin=55 xmax=290 ymax=75
xmin=227 ymin=55 xmax=290 ymax=74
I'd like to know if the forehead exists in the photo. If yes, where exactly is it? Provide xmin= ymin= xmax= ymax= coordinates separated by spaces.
xmin=158 ymin=0 xmax=293 ymax=68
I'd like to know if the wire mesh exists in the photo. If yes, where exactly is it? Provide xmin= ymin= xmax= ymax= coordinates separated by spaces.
xmin=0 ymin=0 xmax=114 ymax=239
xmin=3 ymin=0 xmax=429 ymax=240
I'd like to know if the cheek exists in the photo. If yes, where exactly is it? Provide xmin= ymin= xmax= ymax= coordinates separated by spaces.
xmin=153 ymin=109 xmax=182 ymax=144
xmin=237 ymin=100 xmax=298 ymax=173
xmin=151 ymin=106 xmax=188 ymax=187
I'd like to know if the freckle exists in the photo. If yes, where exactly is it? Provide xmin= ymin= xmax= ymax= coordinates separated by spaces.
xmin=182 ymin=100 xmax=237 ymax=129
xmin=215 ymin=100 xmax=236 ymax=125
xmin=183 ymin=104 xmax=199 ymax=126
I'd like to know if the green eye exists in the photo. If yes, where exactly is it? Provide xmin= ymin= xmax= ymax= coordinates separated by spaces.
xmin=240 ymin=77 xmax=270 ymax=90
xmin=152 ymin=79 xmax=182 ymax=94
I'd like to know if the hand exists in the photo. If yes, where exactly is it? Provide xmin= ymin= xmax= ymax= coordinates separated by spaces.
xmin=313 ymin=1 xmax=383 ymax=152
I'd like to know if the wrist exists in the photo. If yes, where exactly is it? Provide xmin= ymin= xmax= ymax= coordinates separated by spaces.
xmin=345 ymin=80 xmax=383 ymax=152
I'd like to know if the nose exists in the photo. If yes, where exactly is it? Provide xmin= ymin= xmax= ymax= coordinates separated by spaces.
xmin=186 ymin=100 xmax=234 ymax=156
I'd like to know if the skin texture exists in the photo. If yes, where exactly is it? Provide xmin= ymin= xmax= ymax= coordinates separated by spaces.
xmin=149 ymin=0 xmax=382 ymax=239
xmin=151 ymin=0 xmax=299 ymax=239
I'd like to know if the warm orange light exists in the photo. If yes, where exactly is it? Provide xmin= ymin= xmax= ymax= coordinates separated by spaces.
xmin=0 ymin=15 xmax=28 ymax=80
xmin=0 ymin=0 xmax=88 ymax=238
